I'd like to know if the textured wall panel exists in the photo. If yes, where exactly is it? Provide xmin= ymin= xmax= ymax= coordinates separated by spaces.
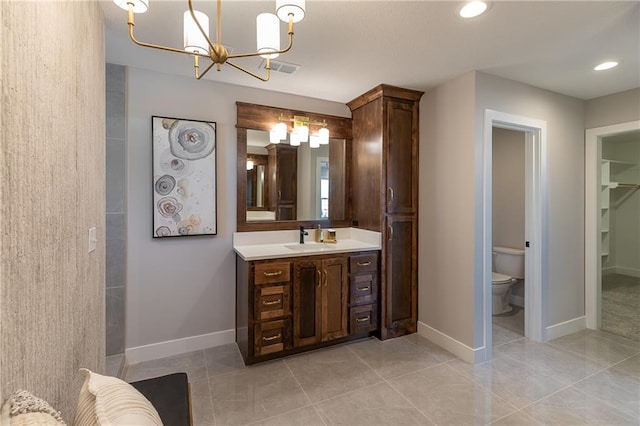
xmin=1 ymin=1 xmax=105 ymax=421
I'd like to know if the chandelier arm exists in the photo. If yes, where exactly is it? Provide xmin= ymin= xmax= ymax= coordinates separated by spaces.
xmin=226 ymin=60 xmax=271 ymax=82
xmin=187 ymin=0 xmax=217 ymax=54
xmin=127 ymin=20 xmax=209 ymax=59
xmin=195 ymin=60 xmax=217 ymax=80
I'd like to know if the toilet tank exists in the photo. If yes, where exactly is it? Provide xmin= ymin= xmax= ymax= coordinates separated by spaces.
xmin=493 ymin=246 xmax=525 ymax=279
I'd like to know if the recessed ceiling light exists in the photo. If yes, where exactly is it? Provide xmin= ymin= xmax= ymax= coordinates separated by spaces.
xmin=459 ymin=1 xmax=489 ymax=19
xmin=594 ymin=61 xmax=619 ymax=71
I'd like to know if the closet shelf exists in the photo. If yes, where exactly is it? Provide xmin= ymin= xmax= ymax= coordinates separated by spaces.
xmin=609 ymin=182 xmax=640 ymax=189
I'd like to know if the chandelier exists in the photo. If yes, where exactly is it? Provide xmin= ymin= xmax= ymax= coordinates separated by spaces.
xmin=112 ymin=0 xmax=306 ymax=81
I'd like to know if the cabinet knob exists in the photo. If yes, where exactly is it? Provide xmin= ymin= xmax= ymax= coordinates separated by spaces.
xmin=388 ymin=225 xmax=393 ymax=241
xmin=263 ymin=270 xmax=283 ymax=277
xmin=262 ymin=299 xmax=281 ymax=306
xmin=356 ymin=316 xmax=370 ymax=323
xmin=316 ymin=269 xmax=322 ymax=288
xmin=388 ymin=187 xmax=394 ymax=203
xmin=357 ymin=286 xmax=370 ymax=292
xmin=356 ymin=261 xmax=371 ymax=266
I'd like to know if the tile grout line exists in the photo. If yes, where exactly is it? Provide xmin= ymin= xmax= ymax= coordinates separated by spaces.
xmin=345 ymin=343 xmax=438 ymax=425
xmin=281 ymin=358 xmax=330 ymax=426
xmin=202 ymin=349 xmax=217 ymax=426
xmin=495 ymin=345 xmax=639 ymax=418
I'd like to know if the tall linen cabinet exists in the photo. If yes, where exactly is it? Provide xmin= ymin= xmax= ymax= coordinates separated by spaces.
xmin=347 ymin=85 xmax=423 ymax=340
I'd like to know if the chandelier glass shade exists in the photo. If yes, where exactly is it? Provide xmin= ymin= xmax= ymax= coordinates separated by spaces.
xmin=113 ymin=0 xmax=305 ymax=81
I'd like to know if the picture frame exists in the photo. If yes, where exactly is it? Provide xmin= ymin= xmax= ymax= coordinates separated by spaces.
xmin=152 ymin=116 xmax=217 ymax=237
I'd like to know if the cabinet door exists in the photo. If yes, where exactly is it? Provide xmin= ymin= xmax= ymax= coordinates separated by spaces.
xmin=385 ymin=99 xmax=417 ymax=215
xmin=384 ymin=215 xmax=417 ymax=337
xmin=321 ymin=257 xmax=349 ymax=341
xmin=277 ymin=147 xmax=297 ymax=204
xmin=293 ymin=259 xmax=322 ymax=347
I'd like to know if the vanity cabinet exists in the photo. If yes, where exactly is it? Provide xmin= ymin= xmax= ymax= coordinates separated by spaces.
xmin=267 ymin=144 xmax=297 ymax=220
xmin=347 ymin=85 xmax=423 ymax=340
xmin=236 ymin=250 xmax=379 ymax=365
xmin=293 ymin=256 xmax=348 ymax=347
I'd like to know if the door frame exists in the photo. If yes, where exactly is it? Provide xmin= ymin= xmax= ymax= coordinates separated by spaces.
xmin=482 ymin=110 xmax=548 ymax=361
xmin=585 ymin=120 xmax=640 ymax=330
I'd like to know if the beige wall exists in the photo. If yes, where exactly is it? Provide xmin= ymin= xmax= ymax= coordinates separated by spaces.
xmin=1 ymin=1 xmax=105 ymax=420
xmin=419 ymin=72 xmax=477 ymax=347
xmin=585 ymin=88 xmax=640 ymax=129
xmin=492 ymin=128 xmax=526 ymax=250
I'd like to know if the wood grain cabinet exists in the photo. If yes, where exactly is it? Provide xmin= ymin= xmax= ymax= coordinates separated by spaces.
xmin=267 ymin=144 xmax=297 ymax=220
xmin=348 ymin=252 xmax=379 ymax=334
xmin=236 ymin=250 xmax=380 ymax=365
xmin=293 ymin=256 xmax=348 ymax=347
xmin=347 ymin=84 xmax=423 ymax=339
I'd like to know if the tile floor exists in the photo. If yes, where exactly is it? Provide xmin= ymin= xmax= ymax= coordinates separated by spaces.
xmin=602 ymin=273 xmax=640 ymax=342
xmin=122 ymin=327 xmax=640 ymax=425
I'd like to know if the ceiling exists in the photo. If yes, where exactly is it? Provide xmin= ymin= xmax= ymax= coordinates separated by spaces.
xmin=101 ymin=1 xmax=640 ymax=104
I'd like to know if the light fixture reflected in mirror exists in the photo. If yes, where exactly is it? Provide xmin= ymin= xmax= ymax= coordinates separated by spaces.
xmin=246 ymin=160 xmax=254 ymax=170
xmin=271 ymin=114 xmax=330 ymax=148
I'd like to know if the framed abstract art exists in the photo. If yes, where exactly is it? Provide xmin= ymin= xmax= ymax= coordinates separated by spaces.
xmin=152 ymin=116 xmax=217 ymax=237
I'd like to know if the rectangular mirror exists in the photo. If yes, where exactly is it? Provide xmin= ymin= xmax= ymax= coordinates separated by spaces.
xmin=237 ymin=102 xmax=352 ymax=231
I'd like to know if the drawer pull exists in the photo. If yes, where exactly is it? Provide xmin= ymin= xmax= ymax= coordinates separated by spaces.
xmin=356 ymin=316 xmax=370 ymax=323
xmin=262 ymin=299 xmax=281 ymax=306
xmin=356 ymin=261 xmax=371 ymax=266
xmin=263 ymin=334 xmax=281 ymax=342
xmin=263 ymin=270 xmax=283 ymax=277
xmin=357 ymin=286 xmax=370 ymax=292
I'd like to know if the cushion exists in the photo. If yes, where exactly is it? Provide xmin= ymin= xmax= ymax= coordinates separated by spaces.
xmin=0 ymin=389 xmax=66 ymax=425
xmin=130 ymin=373 xmax=191 ymax=426
xmin=73 ymin=368 xmax=162 ymax=426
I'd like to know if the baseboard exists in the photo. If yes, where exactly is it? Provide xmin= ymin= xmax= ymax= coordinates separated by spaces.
xmin=125 ymin=329 xmax=235 ymax=365
xmin=509 ymin=294 xmax=524 ymax=308
xmin=613 ymin=266 xmax=640 ymax=278
xmin=417 ymin=321 xmax=486 ymax=364
xmin=545 ymin=316 xmax=585 ymax=340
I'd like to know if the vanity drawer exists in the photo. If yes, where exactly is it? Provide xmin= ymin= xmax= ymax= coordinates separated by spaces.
xmin=350 ymin=273 xmax=377 ymax=305
xmin=349 ymin=253 xmax=377 ymax=274
xmin=254 ymin=319 xmax=291 ymax=357
xmin=254 ymin=262 xmax=291 ymax=285
xmin=350 ymin=304 xmax=377 ymax=334
xmin=255 ymin=284 xmax=291 ymax=320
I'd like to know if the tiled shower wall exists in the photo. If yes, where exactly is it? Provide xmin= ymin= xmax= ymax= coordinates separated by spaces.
xmin=106 ymin=64 xmax=126 ymax=356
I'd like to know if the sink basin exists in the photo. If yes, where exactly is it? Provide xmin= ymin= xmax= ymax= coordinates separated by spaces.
xmin=284 ymin=243 xmax=338 ymax=252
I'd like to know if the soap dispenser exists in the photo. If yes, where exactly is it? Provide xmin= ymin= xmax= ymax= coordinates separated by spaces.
xmin=314 ymin=224 xmax=323 ymax=243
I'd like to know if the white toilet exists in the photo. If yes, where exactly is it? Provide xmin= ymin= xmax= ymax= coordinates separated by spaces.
xmin=492 ymin=246 xmax=525 ymax=315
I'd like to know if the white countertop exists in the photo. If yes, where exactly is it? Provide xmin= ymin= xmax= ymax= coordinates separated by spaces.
xmin=233 ymin=227 xmax=381 ymax=261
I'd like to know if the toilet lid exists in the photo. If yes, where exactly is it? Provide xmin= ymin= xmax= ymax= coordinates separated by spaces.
xmin=492 ymin=272 xmax=512 ymax=284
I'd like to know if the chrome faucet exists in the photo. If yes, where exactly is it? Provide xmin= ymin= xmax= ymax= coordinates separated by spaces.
xmin=299 ymin=226 xmax=308 ymax=244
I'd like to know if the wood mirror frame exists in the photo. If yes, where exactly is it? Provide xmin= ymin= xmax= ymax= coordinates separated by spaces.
xmin=236 ymin=102 xmax=353 ymax=232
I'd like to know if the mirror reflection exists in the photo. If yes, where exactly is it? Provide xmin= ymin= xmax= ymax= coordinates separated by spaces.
xmin=246 ymin=129 xmax=337 ymax=222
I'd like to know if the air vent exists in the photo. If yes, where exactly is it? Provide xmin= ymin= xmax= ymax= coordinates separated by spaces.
xmin=259 ymin=59 xmax=301 ymax=75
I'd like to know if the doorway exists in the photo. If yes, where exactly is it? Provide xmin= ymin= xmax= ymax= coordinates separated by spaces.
xmin=585 ymin=120 xmax=640 ymax=339
xmin=491 ymin=128 xmax=526 ymax=346
xmin=482 ymin=110 xmax=548 ymax=362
